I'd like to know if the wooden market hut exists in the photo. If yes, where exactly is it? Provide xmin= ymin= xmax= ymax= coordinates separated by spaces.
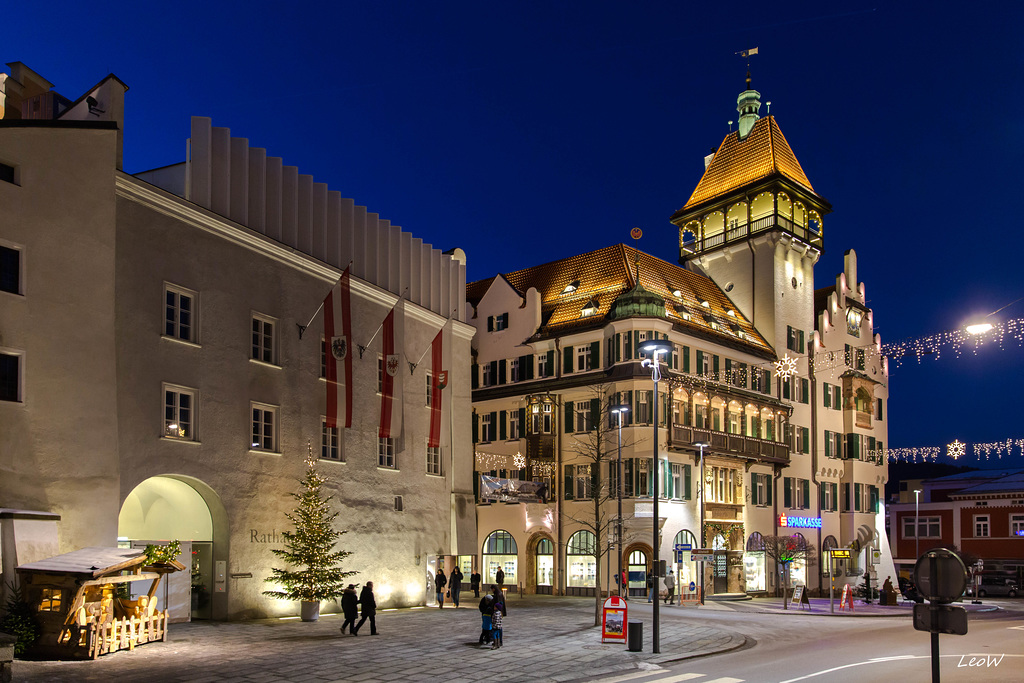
xmin=16 ymin=546 xmax=184 ymax=659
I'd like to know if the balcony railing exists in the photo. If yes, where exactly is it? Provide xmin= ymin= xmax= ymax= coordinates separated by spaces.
xmin=680 ymin=214 xmax=823 ymax=258
xmin=670 ymin=424 xmax=790 ymax=463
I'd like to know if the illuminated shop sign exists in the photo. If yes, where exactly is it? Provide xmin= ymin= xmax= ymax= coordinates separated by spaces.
xmin=779 ymin=515 xmax=822 ymax=528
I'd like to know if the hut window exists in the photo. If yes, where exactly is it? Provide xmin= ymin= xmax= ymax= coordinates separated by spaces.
xmin=40 ymin=588 xmax=62 ymax=612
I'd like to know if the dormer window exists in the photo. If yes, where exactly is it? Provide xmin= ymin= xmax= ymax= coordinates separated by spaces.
xmin=561 ymin=280 xmax=580 ymax=295
xmin=700 ymin=299 xmax=711 ymax=308
xmin=672 ymin=289 xmax=683 ymax=298
xmin=580 ymin=298 xmax=599 ymax=317
xmin=726 ymin=310 xmax=736 ymax=317
xmin=487 ymin=313 xmax=509 ymax=332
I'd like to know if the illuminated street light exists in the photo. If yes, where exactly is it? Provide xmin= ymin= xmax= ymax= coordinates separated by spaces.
xmin=693 ymin=441 xmax=710 ymax=606
xmin=611 ymin=404 xmax=629 ymax=599
xmin=965 ymin=322 xmax=994 ymax=335
xmin=638 ymin=337 xmax=672 ymax=655
xmin=914 ymin=489 xmax=922 ymax=561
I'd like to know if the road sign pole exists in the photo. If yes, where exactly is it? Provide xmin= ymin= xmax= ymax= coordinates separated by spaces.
xmin=829 ymin=552 xmax=834 ymax=614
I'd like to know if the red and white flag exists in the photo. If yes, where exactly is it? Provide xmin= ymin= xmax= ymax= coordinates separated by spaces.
xmin=428 ymin=319 xmax=451 ymax=448
xmin=324 ymin=268 xmax=352 ymax=429
xmin=379 ymin=298 xmax=405 ymax=439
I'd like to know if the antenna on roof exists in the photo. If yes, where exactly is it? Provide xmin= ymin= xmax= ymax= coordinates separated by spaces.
xmin=727 ymin=120 xmax=734 ymax=132
xmin=766 ymin=101 xmax=771 ymax=115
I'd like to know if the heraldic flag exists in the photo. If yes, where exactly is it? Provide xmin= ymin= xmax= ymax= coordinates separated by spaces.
xmin=428 ymin=319 xmax=451 ymax=449
xmin=379 ymin=298 xmax=405 ymax=438
xmin=324 ymin=268 xmax=352 ymax=429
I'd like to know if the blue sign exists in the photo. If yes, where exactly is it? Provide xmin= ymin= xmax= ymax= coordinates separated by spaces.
xmin=676 ymin=543 xmax=692 ymax=551
xmin=689 ymin=581 xmax=696 ymax=592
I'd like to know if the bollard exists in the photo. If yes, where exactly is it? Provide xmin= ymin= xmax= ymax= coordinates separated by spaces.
xmin=627 ymin=620 xmax=643 ymax=652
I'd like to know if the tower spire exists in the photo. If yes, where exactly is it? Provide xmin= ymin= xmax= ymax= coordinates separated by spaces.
xmin=735 ymin=48 xmax=761 ymax=140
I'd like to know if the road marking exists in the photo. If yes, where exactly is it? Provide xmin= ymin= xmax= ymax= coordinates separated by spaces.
xmin=587 ymin=670 xmax=674 ymax=683
xmin=587 ymin=672 xmax=708 ymax=683
xmin=781 ymin=654 xmax=1024 ymax=682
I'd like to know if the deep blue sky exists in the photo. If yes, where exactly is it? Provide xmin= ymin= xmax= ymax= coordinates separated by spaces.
xmin=8 ymin=1 xmax=1023 ymax=462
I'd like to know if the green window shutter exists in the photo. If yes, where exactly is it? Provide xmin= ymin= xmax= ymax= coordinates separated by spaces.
xmin=802 ymin=479 xmax=810 ymax=509
xmin=764 ymin=370 xmax=772 ymax=394
xmin=647 ymin=458 xmax=655 ymax=496
xmin=784 ymin=478 xmax=792 ymax=508
xmin=766 ymin=476 xmax=773 ymax=505
xmin=823 ymin=384 xmax=830 ymax=408
xmin=489 ymin=360 xmax=498 ymax=383
xmin=831 ymin=483 xmax=838 ymax=511
xmin=842 ymin=483 xmax=850 ymax=511
xmin=501 ymin=313 xmax=509 ymax=328
xmin=799 ymin=329 xmax=805 ymax=354
xmin=634 ymin=331 xmax=641 ymax=358
xmin=696 ymin=350 xmax=703 ymax=373
xmin=683 ymin=346 xmax=690 ymax=373
xmin=684 ymin=464 xmax=692 ymax=500
xmin=499 ymin=411 xmax=507 ymax=440
xmin=498 ymin=359 xmax=507 ymax=385
xmin=870 ymin=486 xmax=879 ymax=513
xmin=589 ymin=398 xmax=599 ymax=431
xmin=801 ymin=379 xmax=809 ymax=404
xmin=820 ymin=483 xmax=826 ymax=509
xmin=855 ymin=483 xmax=863 ymax=512
xmin=487 ymin=316 xmax=494 ymax=332
xmin=877 ymin=398 xmax=883 ymax=420
xmin=802 ymin=427 xmax=809 ymax=454
xmin=518 ymin=408 xmax=526 ymax=433
xmin=712 ymin=355 xmax=720 ymax=377
xmin=490 ymin=412 xmax=497 ymax=440
xmin=825 ymin=431 xmax=832 ymax=458
xmin=473 ymin=472 xmax=480 ymax=498
xmin=545 ymin=350 xmax=554 ymax=375
xmin=624 ymin=332 xmax=632 ymax=359
xmin=471 ymin=363 xmax=479 ymax=390
xmin=590 ymin=341 xmax=600 ymax=370
xmin=563 ymin=346 xmax=573 ymax=374
xmin=751 ymin=473 xmax=759 ymax=505
xmin=565 ymin=401 xmax=574 ymax=433
xmin=624 ymin=459 xmax=634 ymax=497
xmin=616 ymin=333 xmax=622 ymax=362
xmin=564 ymin=465 xmax=574 ymax=500
xmin=472 ymin=413 xmax=479 ymax=443
xmin=525 ymin=354 xmax=535 ymax=380
xmin=783 ymin=379 xmax=791 ymax=400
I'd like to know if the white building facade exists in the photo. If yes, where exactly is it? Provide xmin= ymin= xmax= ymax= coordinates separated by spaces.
xmin=0 ymin=62 xmax=476 ymax=620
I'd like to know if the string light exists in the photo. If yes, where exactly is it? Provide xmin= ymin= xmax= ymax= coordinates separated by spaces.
xmin=775 ymin=354 xmax=798 ymax=379
xmin=882 ymin=317 xmax=1024 ymax=367
xmin=867 ymin=437 xmax=1024 ymax=463
xmin=947 ymin=439 xmax=965 ymax=460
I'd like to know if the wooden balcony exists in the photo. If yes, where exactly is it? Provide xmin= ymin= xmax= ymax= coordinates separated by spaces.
xmin=669 ymin=424 xmax=790 ymax=465
xmin=680 ymin=213 xmax=823 ymax=259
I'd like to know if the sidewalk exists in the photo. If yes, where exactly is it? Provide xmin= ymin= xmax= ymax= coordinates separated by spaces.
xmin=13 ymin=595 xmax=748 ymax=683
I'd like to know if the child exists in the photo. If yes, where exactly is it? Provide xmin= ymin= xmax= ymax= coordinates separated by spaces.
xmin=490 ymin=602 xmax=503 ymax=649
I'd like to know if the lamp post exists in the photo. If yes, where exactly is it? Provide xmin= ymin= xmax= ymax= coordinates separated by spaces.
xmin=639 ymin=338 xmax=672 ymax=655
xmin=693 ymin=441 xmax=709 ymax=606
xmin=611 ymin=404 xmax=630 ymax=600
xmin=914 ymin=489 xmax=922 ymax=561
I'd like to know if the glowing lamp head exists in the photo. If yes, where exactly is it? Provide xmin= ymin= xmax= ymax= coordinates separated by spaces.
xmin=638 ymin=339 xmax=672 ymax=357
xmin=965 ymin=322 xmax=993 ymax=335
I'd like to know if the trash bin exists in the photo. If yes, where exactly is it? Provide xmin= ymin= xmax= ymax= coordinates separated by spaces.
xmin=627 ymin=620 xmax=643 ymax=651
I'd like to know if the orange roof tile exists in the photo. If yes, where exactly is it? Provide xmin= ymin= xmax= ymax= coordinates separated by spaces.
xmin=468 ymin=244 xmax=773 ymax=356
xmin=681 ymin=116 xmax=814 ymax=211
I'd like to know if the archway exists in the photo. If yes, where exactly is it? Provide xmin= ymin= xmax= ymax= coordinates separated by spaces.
xmin=118 ymin=475 xmax=228 ymax=621
xmin=626 ymin=548 xmax=649 ymax=598
xmin=482 ymin=530 xmax=518 ymax=587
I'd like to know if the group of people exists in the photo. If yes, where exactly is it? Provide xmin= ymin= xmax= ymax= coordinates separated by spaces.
xmin=340 ymin=582 xmax=377 ymax=636
xmin=436 ymin=566 xmax=503 ymax=607
xmin=477 ymin=584 xmax=506 ymax=649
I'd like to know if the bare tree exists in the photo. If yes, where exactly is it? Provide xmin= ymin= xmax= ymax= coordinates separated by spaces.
xmin=562 ymin=384 xmax=638 ymax=626
xmin=761 ymin=534 xmax=818 ymax=610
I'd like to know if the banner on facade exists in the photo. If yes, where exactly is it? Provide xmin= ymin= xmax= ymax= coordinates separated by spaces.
xmin=479 ymin=475 xmax=547 ymax=503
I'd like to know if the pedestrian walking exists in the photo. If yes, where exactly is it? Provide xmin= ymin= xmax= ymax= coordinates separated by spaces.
xmin=664 ymin=569 xmax=676 ymax=605
xmin=477 ymin=593 xmax=494 ymax=645
xmin=339 ymin=584 xmax=359 ymax=634
xmin=353 ymin=581 xmax=377 ymax=635
xmin=435 ymin=569 xmax=447 ymax=608
xmin=471 ymin=570 xmax=482 ymax=598
xmin=449 ymin=567 xmax=463 ymax=608
xmin=646 ymin=571 xmax=654 ymax=603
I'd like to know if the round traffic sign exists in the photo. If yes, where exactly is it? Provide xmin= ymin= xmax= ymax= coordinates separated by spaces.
xmin=689 ymin=581 xmax=696 ymax=592
xmin=913 ymin=548 xmax=968 ymax=603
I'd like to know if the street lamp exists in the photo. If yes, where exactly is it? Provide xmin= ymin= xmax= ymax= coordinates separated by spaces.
xmin=611 ymin=404 xmax=630 ymax=600
xmin=693 ymin=441 xmax=709 ymax=606
xmin=639 ymin=337 xmax=672 ymax=655
xmin=914 ymin=489 xmax=922 ymax=561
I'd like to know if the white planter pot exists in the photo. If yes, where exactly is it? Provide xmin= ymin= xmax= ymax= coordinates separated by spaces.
xmin=300 ymin=600 xmax=321 ymax=622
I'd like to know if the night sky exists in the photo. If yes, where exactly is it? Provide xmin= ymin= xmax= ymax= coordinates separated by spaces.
xmin=7 ymin=1 xmax=1023 ymax=464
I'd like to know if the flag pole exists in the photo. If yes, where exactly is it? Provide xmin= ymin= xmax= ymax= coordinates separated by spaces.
xmin=298 ymin=262 xmax=352 ymax=339
xmin=358 ymin=288 xmax=408 ymax=359
xmin=410 ymin=310 xmax=456 ymax=372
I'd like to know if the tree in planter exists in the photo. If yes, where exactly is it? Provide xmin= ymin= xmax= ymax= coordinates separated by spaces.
xmin=0 ymin=582 xmax=40 ymax=657
xmin=761 ymin=534 xmax=817 ymax=609
xmin=263 ymin=456 xmax=357 ymax=617
xmin=563 ymin=384 xmax=640 ymax=626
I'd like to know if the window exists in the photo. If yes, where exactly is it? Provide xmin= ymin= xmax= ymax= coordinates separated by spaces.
xmin=856 ymin=348 xmax=865 ymax=371
xmin=784 ymin=477 xmax=809 ymax=509
xmin=426 ymin=372 xmax=433 ymax=406
xmin=822 ymin=482 xmax=836 ymax=512
xmin=543 ymin=402 xmax=552 ymax=433
xmin=636 ymin=391 xmax=650 ymax=424
xmin=537 ymin=352 xmax=551 ymax=378
xmin=321 ymin=419 xmax=341 ymax=461
xmin=488 ymin=313 xmax=509 ymax=332
xmin=824 ymin=430 xmax=844 ymax=459
xmin=903 ymin=516 xmax=941 ymax=539
xmin=0 ymin=161 xmax=15 ymax=185
xmin=250 ymin=403 xmax=277 ymax=452
xmin=786 ymin=325 xmax=805 ymax=354
xmin=574 ymin=464 xmax=593 ymax=499
xmin=320 ymin=338 xmax=327 ymax=378
xmin=670 ymin=463 xmax=686 ymax=500
xmin=0 ymin=244 xmax=21 ymax=295
xmin=751 ymin=473 xmax=772 ymax=506
xmin=1011 ymin=514 xmax=1024 ymax=536
xmin=426 ymin=445 xmax=442 ymax=475
xmin=482 ymin=362 xmax=493 ymax=387
xmin=509 ymin=410 xmax=521 ymax=439
xmin=574 ymin=403 xmax=588 ymax=432
xmin=975 ymin=515 xmax=990 ymax=538
xmin=163 ymin=384 xmax=196 ymax=440
xmin=164 ymin=284 xmax=197 ymax=343
xmin=251 ymin=314 xmax=277 ymax=364
xmin=0 ymin=351 xmax=21 ymax=402
xmin=39 ymin=588 xmax=61 ymax=612
xmin=576 ymin=345 xmax=591 ymax=372
xmin=509 ymin=358 xmax=519 ymax=383
xmin=876 ymin=398 xmax=884 ymax=420
xmin=378 ymin=437 xmax=396 ymax=468
xmin=481 ymin=413 xmax=495 ymax=442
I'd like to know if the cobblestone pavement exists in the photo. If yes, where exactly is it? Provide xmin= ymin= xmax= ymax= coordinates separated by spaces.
xmin=12 ymin=595 xmax=748 ymax=683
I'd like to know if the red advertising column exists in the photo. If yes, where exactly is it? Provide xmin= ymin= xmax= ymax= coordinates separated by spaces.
xmin=601 ymin=595 xmax=628 ymax=643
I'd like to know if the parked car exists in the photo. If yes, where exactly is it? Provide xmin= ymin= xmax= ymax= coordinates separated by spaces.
xmin=966 ymin=576 xmax=1019 ymax=598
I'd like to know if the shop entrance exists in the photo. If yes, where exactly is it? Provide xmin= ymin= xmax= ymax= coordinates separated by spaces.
xmin=118 ymin=475 xmax=227 ymax=621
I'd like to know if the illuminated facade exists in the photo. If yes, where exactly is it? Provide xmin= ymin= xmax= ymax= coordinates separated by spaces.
xmin=467 ymin=78 xmax=896 ymax=598
xmin=0 ymin=62 xmax=476 ymax=619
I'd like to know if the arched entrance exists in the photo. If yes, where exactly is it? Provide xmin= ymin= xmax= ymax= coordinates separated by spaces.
xmin=673 ymin=530 xmax=697 ymax=597
xmin=626 ymin=548 xmax=648 ymax=598
xmin=534 ymin=537 xmax=554 ymax=594
xmin=118 ymin=475 xmax=228 ymax=621
xmin=482 ymin=530 xmax=518 ymax=587
xmin=566 ymin=530 xmax=596 ymax=596
xmin=745 ymin=532 xmax=767 ymax=592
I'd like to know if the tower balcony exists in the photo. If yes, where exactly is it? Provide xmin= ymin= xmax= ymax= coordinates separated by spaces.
xmin=680 ymin=213 xmax=823 ymax=260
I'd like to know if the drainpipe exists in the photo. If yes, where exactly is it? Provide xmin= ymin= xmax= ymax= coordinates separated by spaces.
xmin=809 ymin=335 xmax=822 ymax=595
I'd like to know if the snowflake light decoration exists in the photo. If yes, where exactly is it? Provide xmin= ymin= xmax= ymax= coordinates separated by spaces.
xmin=775 ymin=354 xmax=798 ymax=379
xmin=513 ymin=452 xmax=526 ymax=469
xmin=947 ymin=439 xmax=965 ymax=460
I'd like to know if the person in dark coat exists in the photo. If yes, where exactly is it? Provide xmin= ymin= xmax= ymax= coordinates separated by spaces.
xmin=495 ymin=567 xmax=505 ymax=587
xmin=435 ymin=569 xmax=447 ymax=608
xmin=339 ymin=584 xmax=359 ymax=634
xmin=477 ymin=593 xmax=494 ymax=645
xmin=449 ymin=567 xmax=464 ymax=608
xmin=471 ymin=570 xmax=482 ymax=597
xmin=353 ymin=582 xmax=377 ymax=635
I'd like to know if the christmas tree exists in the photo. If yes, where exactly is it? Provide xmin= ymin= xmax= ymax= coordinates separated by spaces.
xmin=263 ymin=455 xmax=357 ymax=604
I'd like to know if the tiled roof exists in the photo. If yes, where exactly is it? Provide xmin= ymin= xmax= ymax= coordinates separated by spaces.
xmin=468 ymin=244 xmax=773 ymax=355
xmin=681 ymin=116 xmax=814 ymax=211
